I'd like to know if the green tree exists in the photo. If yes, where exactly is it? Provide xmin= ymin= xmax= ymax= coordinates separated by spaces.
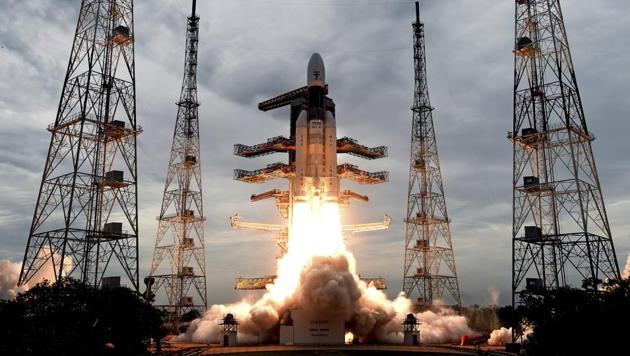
xmin=0 ymin=278 xmax=164 ymax=356
xmin=517 ymin=278 xmax=630 ymax=355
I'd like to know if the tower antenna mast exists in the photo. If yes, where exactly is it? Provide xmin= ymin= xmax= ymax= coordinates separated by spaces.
xmin=19 ymin=0 xmax=141 ymax=291
xmin=146 ymin=0 xmax=208 ymax=327
xmin=510 ymin=1 xmax=620 ymax=339
xmin=402 ymin=1 xmax=462 ymax=310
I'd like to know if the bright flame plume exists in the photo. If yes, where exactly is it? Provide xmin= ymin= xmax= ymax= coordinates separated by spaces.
xmin=180 ymin=197 xmax=476 ymax=344
xmin=269 ymin=201 xmax=349 ymax=302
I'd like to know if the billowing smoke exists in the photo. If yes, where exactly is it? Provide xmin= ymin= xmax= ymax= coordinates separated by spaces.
xmin=180 ymin=251 xmax=476 ymax=344
xmin=0 ymin=260 xmax=24 ymax=300
xmin=417 ymin=309 xmax=476 ymax=344
xmin=622 ymin=253 xmax=630 ymax=279
xmin=0 ymin=248 xmax=68 ymax=300
xmin=487 ymin=327 xmax=512 ymax=346
xmin=488 ymin=325 xmax=532 ymax=346
xmin=180 ymin=202 xmax=477 ymax=344
xmin=489 ymin=287 xmax=499 ymax=306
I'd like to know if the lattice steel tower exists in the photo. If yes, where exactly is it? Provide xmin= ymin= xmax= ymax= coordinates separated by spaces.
xmin=511 ymin=0 xmax=620 ymax=308
xmin=403 ymin=2 xmax=461 ymax=310
xmin=18 ymin=0 xmax=140 ymax=290
xmin=146 ymin=0 xmax=207 ymax=325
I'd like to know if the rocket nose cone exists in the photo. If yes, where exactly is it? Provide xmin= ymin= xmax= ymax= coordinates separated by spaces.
xmin=307 ymin=53 xmax=325 ymax=85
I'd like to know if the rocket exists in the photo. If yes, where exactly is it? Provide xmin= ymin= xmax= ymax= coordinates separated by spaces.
xmin=293 ymin=53 xmax=338 ymax=202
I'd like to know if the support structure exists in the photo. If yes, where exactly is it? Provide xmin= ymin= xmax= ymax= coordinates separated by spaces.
xmin=18 ymin=0 xmax=140 ymax=290
xmin=233 ymin=275 xmax=386 ymax=291
xmin=403 ymin=314 xmax=421 ymax=346
xmin=511 ymin=0 xmax=620 ymax=315
xmin=146 ymin=0 xmax=207 ymax=326
xmin=403 ymin=2 xmax=462 ymax=310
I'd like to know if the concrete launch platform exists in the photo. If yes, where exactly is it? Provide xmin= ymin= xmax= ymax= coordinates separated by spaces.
xmin=155 ymin=343 xmax=515 ymax=356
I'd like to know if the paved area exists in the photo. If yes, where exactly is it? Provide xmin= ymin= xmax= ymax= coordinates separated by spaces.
xmin=201 ymin=345 xmax=474 ymax=355
xmin=153 ymin=342 xmax=514 ymax=356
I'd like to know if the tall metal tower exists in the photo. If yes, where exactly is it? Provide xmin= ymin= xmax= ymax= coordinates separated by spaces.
xmin=146 ymin=0 xmax=207 ymax=326
xmin=403 ymin=2 xmax=461 ymax=310
xmin=511 ymin=0 xmax=620 ymax=306
xmin=18 ymin=0 xmax=140 ymax=290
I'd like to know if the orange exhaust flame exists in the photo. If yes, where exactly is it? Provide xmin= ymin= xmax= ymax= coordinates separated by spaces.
xmin=268 ymin=200 xmax=349 ymax=303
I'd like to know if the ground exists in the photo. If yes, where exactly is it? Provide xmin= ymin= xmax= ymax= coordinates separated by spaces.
xmin=153 ymin=343 xmax=514 ymax=356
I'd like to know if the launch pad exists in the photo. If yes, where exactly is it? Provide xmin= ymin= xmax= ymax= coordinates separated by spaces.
xmin=154 ymin=343 xmax=508 ymax=355
xmin=279 ymin=308 xmax=346 ymax=345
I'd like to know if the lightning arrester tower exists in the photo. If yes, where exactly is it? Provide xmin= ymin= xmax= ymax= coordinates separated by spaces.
xmin=146 ymin=0 xmax=207 ymax=325
xmin=511 ymin=0 xmax=620 ymax=313
xmin=403 ymin=2 xmax=462 ymax=310
xmin=18 ymin=0 xmax=140 ymax=290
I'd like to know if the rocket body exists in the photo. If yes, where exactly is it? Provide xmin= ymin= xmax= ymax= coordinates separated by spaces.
xmin=293 ymin=54 xmax=338 ymax=202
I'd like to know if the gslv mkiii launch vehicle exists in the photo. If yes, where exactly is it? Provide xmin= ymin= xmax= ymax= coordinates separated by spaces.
xmin=231 ymin=54 xmax=390 ymax=289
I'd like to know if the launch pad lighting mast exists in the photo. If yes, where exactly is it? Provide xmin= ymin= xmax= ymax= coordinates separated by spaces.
xmin=146 ymin=0 xmax=208 ymax=326
xmin=511 ymin=0 xmax=620 ymax=331
xmin=18 ymin=0 xmax=140 ymax=290
xmin=402 ymin=2 xmax=462 ymax=310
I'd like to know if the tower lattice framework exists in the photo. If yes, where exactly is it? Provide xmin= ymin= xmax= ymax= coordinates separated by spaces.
xmin=19 ymin=0 xmax=140 ymax=290
xmin=403 ymin=2 xmax=461 ymax=310
xmin=146 ymin=0 xmax=207 ymax=325
xmin=511 ymin=0 xmax=620 ymax=309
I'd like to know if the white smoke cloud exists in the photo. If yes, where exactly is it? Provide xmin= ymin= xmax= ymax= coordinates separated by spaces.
xmin=417 ymin=309 xmax=477 ymax=344
xmin=489 ymin=287 xmax=499 ymax=306
xmin=488 ymin=325 xmax=532 ymax=346
xmin=182 ymin=300 xmax=266 ymax=344
xmin=0 ymin=259 xmax=24 ymax=300
xmin=487 ymin=326 xmax=511 ymax=346
xmin=0 ymin=248 xmax=69 ymax=300
xmin=297 ymin=255 xmax=361 ymax=321
xmin=622 ymin=253 xmax=630 ymax=279
xmin=180 ymin=252 xmax=478 ymax=344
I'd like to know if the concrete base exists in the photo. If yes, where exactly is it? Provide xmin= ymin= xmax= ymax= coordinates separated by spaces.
xmin=220 ymin=331 xmax=237 ymax=346
xmin=404 ymin=331 xmax=420 ymax=346
xmin=280 ymin=325 xmax=294 ymax=345
xmin=289 ymin=308 xmax=345 ymax=345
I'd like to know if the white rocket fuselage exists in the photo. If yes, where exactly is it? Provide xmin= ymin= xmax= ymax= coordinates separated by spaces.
xmin=293 ymin=54 xmax=338 ymax=202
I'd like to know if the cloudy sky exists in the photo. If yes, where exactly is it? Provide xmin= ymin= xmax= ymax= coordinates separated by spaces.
xmin=1 ymin=0 xmax=629 ymax=306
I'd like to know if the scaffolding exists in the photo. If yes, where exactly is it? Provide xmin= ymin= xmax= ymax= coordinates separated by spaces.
xmin=234 ymin=163 xmax=295 ymax=183
xmin=234 ymin=276 xmax=387 ymax=290
xmin=146 ymin=0 xmax=207 ymax=328
xmin=337 ymin=164 xmax=389 ymax=185
xmin=510 ymin=0 xmax=620 ymax=334
xmin=19 ymin=0 xmax=140 ymax=291
xmin=234 ymin=136 xmax=294 ymax=158
xmin=336 ymin=137 xmax=388 ymax=160
xmin=402 ymin=2 xmax=462 ymax=310
xmin=342 ymin=215 xmax=391 ymax=234
xmin=235 ymin=136 xmax=387 ymax=161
